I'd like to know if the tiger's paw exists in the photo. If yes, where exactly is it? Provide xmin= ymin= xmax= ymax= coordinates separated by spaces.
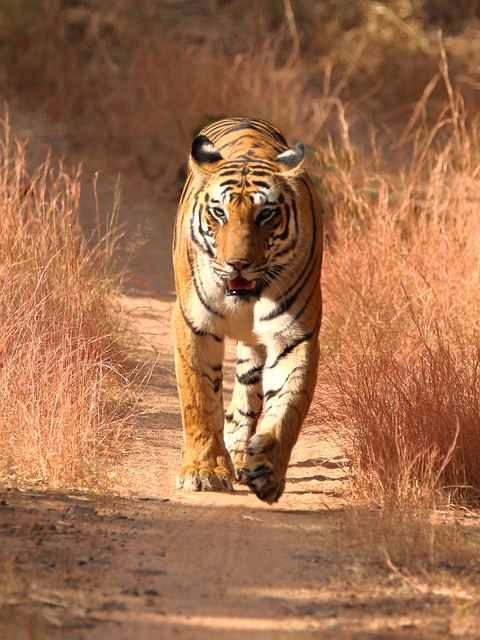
xmin=176 ymin=463 xmax=234 ymax=493
xmin=228 ymin=450 xmax=249 ymax=485
xmin=242 ymin=434 xmax=287 ymax=504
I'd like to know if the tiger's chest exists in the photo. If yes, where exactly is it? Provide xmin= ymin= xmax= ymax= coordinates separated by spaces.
xmin=218 ymin=296 xmax=290 ymax=345
xmin=190 ymin=253 xmax=296 ymax=345
xmin=221 ymin=300 xmax=256 ymax=343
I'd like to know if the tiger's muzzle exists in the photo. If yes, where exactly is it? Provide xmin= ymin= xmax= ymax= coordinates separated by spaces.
xmin=225 ymin=275 xmax=258 ymax=296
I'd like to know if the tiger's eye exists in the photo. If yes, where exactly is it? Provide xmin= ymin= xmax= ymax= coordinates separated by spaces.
xmin=208 ymin=207 xmax=227 ymax=223
xmin=256 ymin=208 xmax=278 ymax=226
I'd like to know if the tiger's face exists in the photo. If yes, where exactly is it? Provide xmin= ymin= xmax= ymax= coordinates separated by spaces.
xmin=189 ymin=136 xmax=306 ymax=301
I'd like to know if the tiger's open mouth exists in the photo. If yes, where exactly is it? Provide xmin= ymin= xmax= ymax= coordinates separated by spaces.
xmin=226 ymin=276 xmax=257 ymax=297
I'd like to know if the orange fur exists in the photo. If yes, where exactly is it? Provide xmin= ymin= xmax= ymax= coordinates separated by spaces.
xmin=173 ymin=117 xmax=323 ymax=503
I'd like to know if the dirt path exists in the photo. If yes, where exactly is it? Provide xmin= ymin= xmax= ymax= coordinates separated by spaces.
xmin=1 ymin=105 xmax=479 ymax=640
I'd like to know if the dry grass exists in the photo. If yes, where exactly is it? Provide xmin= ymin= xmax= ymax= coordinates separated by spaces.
xmin=0 ymin=117 xmax=130 ymax=489
xmin=314 ymin=87 xmax=480 ymax=507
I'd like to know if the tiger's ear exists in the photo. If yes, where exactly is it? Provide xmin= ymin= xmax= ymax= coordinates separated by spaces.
xmin=190 ymin=135 xmax=223 ymax=175
xmin=274 ymin=142 xmax=305 ymax=175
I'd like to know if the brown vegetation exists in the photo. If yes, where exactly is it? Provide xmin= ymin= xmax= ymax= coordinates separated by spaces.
xmin=2 ymin=1 xmax=480 ymax=179
xmin=314 ymin=86 xmax=480 ymax=507
xmin=0 ymin=116 xmax=130 ymax=488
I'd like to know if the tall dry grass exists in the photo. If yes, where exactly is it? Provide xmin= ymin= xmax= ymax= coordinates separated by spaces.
xmin=0 ymin=118 xmax=129 ymax=489
xmin=314 ymin=87 xmax=480 ymax=507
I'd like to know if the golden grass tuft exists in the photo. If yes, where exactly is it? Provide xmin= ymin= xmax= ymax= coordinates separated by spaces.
xmin=314 ymin=90 xmax=480 ymax=507
xmin=0 ymin=118 xmax=130 ymax=489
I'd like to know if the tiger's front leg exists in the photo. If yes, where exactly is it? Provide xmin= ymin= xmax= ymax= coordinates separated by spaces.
xmin=224 ymin=342 xmax=265 ymax=482
xmin=242 ymin=336 xmax=320 ymax=504
xmin=173 ymin=301 xmax=234 ymax=493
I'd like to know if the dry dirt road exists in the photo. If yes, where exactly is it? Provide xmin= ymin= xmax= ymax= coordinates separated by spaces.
xmin=1 ymin=106 xmax=479 ymax=640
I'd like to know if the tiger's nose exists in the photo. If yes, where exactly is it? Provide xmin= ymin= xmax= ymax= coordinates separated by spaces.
xmin=226 ymin=258 xmax=252 ymax=271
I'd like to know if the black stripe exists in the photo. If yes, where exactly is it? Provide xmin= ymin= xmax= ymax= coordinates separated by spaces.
xmin=275 ymin=202 xmax=292 ymax=241
xmin=266 ymin=334 xmax=312 ymax=370
xmin=176 ymin=345 xmax=224 ymax=396
xmin=263 ymin=253 xmax=319 ymax=321
xmin=264 ymin=387 xmax=281 ymax=402
xmin=179 ymin=299 xmax=222 ymax=342
xmin=236 ymin=365 xmax=263 ymax=386
xmin=263 ymin=366 xmax=305 ymax=404
xmin=189 ymin=198 xmax=204 ymax=249
xmin=284 ymin=276 xmax=320 ymax=329
xmin=203 ymin=118 xmax=288 ymax=147
xmin=178 ymin=172 xmax=194 ymax=207
xmin=200 ymin=370 xmax=222 ymax=393
xmin=238 ymin=408 xmax=261 ymax=419
xmin=187 ymin=249 xmax=225 ymax=319
xmin=260 ymin=183 xmax=318 ymax=321
xmin=215 ymin=168 xmax=244 ymax=177
xmin=251 ymin=180 xmax=271 ymax=190
xmin=219 ymin=179 xmax=241 ymax=187
xmin=248 ymin=169 xmax=274 ymax=177
xmin=218 ymin=135 xmax=284 ymax=156
xmin=272 ymin=237 xmax=297 ymax=260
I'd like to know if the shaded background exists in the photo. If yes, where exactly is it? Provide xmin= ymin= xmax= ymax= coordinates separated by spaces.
xmin=1 ymin=0 xmax=479 ymax=192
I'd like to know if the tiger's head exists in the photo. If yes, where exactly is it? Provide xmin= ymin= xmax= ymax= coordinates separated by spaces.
xmin=188 ymin=134 xmax=306 ymax=300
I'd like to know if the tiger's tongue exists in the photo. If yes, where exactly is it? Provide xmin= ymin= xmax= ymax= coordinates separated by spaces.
xmin=227 ymin=276 xmax=256 ymax=291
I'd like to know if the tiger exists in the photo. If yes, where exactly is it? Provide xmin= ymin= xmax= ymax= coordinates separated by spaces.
xmin=172 ymin=117 xmax=323 ymax=504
